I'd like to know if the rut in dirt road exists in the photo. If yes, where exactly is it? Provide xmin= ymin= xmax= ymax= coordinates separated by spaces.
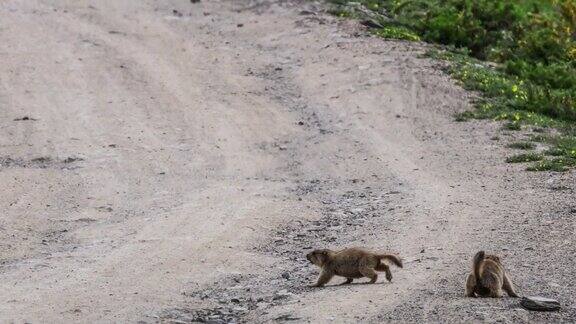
xmin=0 ymin=0 xmax=574 ymax=323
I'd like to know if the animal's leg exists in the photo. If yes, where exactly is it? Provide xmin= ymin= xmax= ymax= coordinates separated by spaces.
xmin=359 ymin=267 xmax=378 ymax=284
xmin=465 ymin=274 xmax=476 ymax=297
xmin=376 ymin=262 xmax=392 ymax=282
xmin=312 ymin=270 xmax=334 ymax=287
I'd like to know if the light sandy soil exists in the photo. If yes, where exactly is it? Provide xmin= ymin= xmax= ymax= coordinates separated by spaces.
xmin=0 ymin=0 xmax=574 ymax=323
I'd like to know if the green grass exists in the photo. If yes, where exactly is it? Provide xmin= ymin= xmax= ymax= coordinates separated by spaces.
xmin=506 ymin=153 xmax=543 ymax=163
xmin=527 ymin=158 xmax=576 ymax=171
xmin=507 ymin=142 xmax=536 ymax=150
xmin=374 ymin=26 xmax=421 ymax=41
xmin=327 ymin=0 xmax=576 ymax=171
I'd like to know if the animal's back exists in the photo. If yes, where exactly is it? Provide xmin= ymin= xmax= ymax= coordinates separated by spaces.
xmin=477 ymin=259 xmax=504 ymax=295
xmin=330 ymin=248 xmax=368 ymax=278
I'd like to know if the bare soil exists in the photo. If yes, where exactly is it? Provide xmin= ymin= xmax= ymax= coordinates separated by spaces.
xmin=0 ymin=0 xmax=574 ymax=323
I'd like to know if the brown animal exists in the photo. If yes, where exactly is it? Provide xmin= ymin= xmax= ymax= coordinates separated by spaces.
xmin=465 ymin=251 xmax=519 ymax=298
xmin=306 ymin=247 xmax=403 ymax=287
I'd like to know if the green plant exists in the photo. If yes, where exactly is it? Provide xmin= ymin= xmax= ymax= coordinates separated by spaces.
xmin=328 ymin=0 xmax=576 ymax=170
xmin=506 ymin=153 xmax=543 ymax=163
xmin=507 ymin=142 xmax=536 ymax=150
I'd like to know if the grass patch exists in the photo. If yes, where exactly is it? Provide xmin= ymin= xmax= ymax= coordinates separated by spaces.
xmin=507 ymin=142 xmax=536 ymax=150
xmin=544 ymin=148 xmax=566 ymax=156
xmin=527 ymin=158 xmax=576 ymax=172
xmin=506 ymin=153 xmax=543 ymax=163
xmin=326 ymin=0 xmax=576 ymax=171
xmin=374 ymin=26 xmax=421 ymax=41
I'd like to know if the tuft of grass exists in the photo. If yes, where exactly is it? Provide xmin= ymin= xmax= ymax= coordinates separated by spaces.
xmin=529 ymin=134 xmax=550 ymax=142
xmin=374 ymin=26 xmax=421 ymax=41
xmin=527 ymin=158 xmax=575 ymax=172
xmin=454 ymin=111 xmax=477 ymax=122
xmin=504 ymin=122 xmax=522 ymax=131
xmin=507 ymin=142 xmax=536 ymax=150
xmin=544 ymin=148 xmax=566 ymax=156
xmin=327 ymin=8 xmax=354 ymax=18
xmin=506 ymin=153 xmax=543 ymax=163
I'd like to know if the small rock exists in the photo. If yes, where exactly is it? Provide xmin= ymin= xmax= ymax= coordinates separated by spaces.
xmin=63 ymin=157 xmax=83 ymax=163
xmin=520 ymin=296 xmax=561 ymax=311
xmin=273 ymin=289 xmax=293 ymax=300
xmin=237 ymin=23 xmax=244 ymax=28
xmin=232 ymin=306 xmax=247 ymax=313
xmin=360 ymin=19 xmax=383 ymax=29
xmin=275 ymin=314 xmax=301 ymax=321
xmin=299 ymin=10 xmax=316 ymax=16
xmin=14 ymin=116 xmax=37 ymax=121
xmin=281 ymin=272 xmax=290 ymax=280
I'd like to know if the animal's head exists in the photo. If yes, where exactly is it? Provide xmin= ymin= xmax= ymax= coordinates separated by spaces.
xmin=306 ymin=249 xmax=331 ymax=267
xmin=485 ymin=255 xmax=501 ymax=263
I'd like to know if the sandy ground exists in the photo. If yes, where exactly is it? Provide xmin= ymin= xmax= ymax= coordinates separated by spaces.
xmin=0 ymin=0 xmax=575 ymax=323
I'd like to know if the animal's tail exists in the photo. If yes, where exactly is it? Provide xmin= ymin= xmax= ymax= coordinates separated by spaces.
xmin=378 ymin=254 xmax=403 ymax=268
xmin=473 ymin=251 xmax=485 ymax=284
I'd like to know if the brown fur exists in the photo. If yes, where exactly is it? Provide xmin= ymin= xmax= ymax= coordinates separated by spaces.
xmin=306 ymin=247 xmax=403 ymax=287
xmin=465 ymin=251 xmax=519 ymax=298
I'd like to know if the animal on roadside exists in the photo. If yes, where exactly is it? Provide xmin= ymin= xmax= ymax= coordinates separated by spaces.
xmin=465 ymin=251 xmax=519 ymax=298
xmin=306 ymin=247 xmax=403 ymax=287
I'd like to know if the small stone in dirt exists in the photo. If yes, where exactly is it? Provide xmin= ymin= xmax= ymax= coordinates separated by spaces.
xmin=230 ymin=298 xmax=240 ymax=303
xmin=360 ymin=19 xmax=384 ymax=29
xmin=273 ymin=290 xmax=293 ymax=300
xmin=172 ymin=9 xmax=183 ymax=17
xmin=63 ymin=157 xmax=83 ymax=163
xmin=281 ymin=272 xmax=290 ymax=280
xmin=237 ymin=23 xmax=244 ymax=28
xmin=14 ymin=116 xmax=37 ymax=121
xmin=232 ymin=306 xmax=247 ymax=313
xmin=31 ymin=157 xmax=52 ymax=165
xmin=190 ymin=0 xmax=201 ymax=3
xmin=299 ymin=10 xmax=316 ymax=16
xmin=297 ymin=121 xmax=304 ymax=125
xmin=520 ymin=296 xmax=561 ymax=312
xmin=275 ymin=314 xmax=301 ymax=321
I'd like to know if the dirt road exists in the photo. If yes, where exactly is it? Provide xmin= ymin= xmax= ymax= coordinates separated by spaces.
xmin=0 ymin=0 xmax=574 ymax=323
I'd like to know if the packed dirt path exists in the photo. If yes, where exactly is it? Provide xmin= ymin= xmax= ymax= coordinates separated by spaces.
xmin=1 ymin=0 xmax=574 ymax=323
